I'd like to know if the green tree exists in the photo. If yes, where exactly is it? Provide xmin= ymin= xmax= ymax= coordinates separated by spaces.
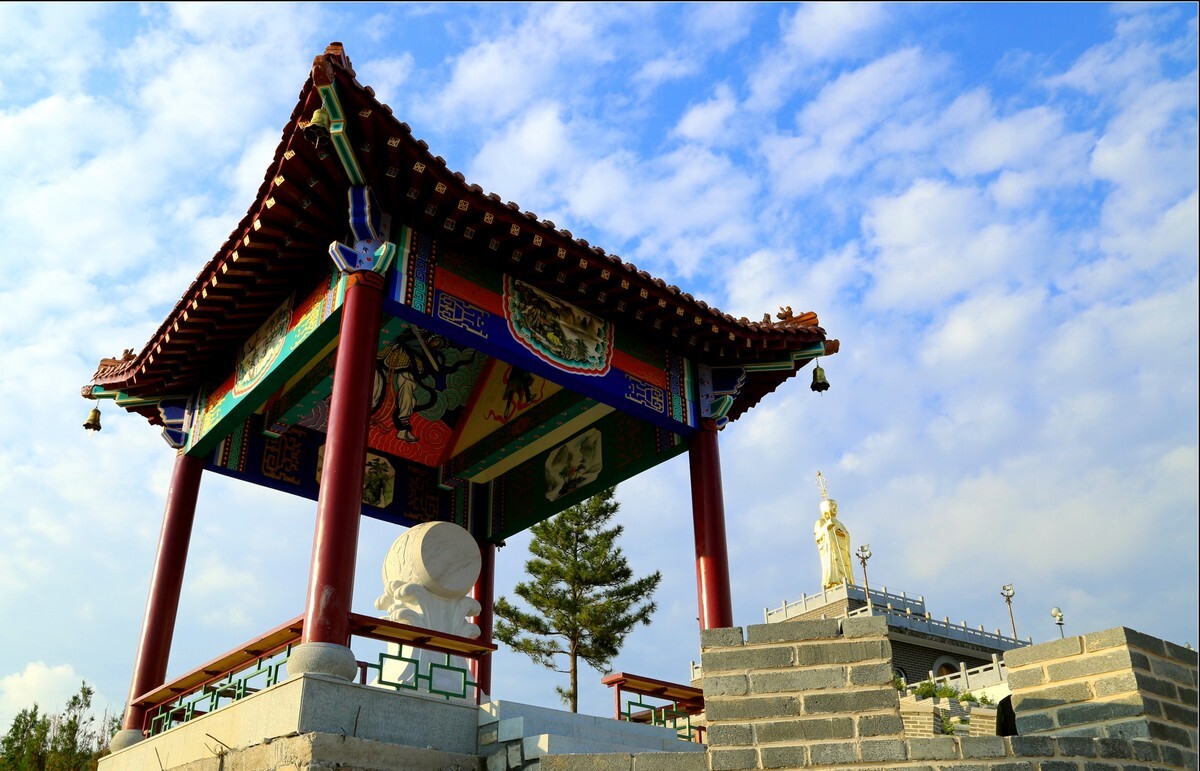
xmin=495 ymin=487 xmax=661 ymax=712
xmin=1 ymin=682 xmax=110 ymax=771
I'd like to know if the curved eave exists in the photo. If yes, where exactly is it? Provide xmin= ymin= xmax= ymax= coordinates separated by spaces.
xmin=87 ymin=44 xmax=837 ymax=425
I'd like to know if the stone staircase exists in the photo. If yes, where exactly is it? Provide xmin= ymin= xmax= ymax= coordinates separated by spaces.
xmin=478 ymin=700 xmax=705 ymax=770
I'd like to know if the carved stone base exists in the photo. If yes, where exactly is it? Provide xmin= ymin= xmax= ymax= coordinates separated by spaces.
xmin=109 ymin=728 xmax=144 ymax=753
xmin=287 ymin=642 xmax=358 ymax=681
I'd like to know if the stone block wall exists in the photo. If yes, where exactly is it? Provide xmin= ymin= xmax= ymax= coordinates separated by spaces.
xmin=540 ymin=622 xmax=1195 ymax=770
xmin=1004 ymin=627 xmax=1198 ymax=761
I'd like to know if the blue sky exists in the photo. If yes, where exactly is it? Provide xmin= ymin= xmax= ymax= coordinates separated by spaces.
xmin=0 ymin=3 xmax=1196 ymax=727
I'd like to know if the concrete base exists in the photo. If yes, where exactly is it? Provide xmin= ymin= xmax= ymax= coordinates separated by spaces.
xmin=286 ymin=641 xmax=358 ymax=680
xmin=99 ymin=673 xmax=480 ymax=771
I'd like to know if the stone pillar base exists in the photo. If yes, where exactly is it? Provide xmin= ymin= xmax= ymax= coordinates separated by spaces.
xmin=287 ymin=641 xmax=359 ymax=681
xmin=109 ymin=728 xmax=145 ymax=753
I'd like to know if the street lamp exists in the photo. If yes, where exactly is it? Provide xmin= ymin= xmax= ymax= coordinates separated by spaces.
xmin=856 ymin=544 xmax=872 ymax=608
xmin=1051 ymin=607 xmax=1065 ymax=638
xmin=1001 ymin=584 xmax=1017 ymax=639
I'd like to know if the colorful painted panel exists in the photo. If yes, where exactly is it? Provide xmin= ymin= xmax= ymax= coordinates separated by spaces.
xmin=206 ymin=415 xmax=451 ymax=528
xmin=186 ymin=271 xmax=344 ymax=457
xmin=450 ymin=361 xmax=563 ymax=456
xmin=268 ymin=316 xmax=488 ymax=468
xmin=484 ymin=410 xmax=687 ymax=541
xmin=384 ymin=238 xmax=698 ymax=435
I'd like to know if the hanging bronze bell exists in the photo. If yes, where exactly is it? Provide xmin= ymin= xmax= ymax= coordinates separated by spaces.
xmin=303 ymin=107 xmax=331 ymax=147
xmin=83 ymin=407 xmax=102 ymax=431
xmin=810 ymin=363 xmax=830 ymax=393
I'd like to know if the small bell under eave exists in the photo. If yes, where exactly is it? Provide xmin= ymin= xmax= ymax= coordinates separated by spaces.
xmin=302 ymin=107 xmax=331 ymax=147
xmin=83 ymin=406 xmax=102 ymax=432
xmin=810 ymin=362 xmax=830 ymax=394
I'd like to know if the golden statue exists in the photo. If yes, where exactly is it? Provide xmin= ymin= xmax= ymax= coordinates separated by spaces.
xmin=814 ymin=471 xmax=854 ymax=589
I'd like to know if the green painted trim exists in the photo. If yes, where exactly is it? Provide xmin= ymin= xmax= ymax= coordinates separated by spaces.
xmin=318 ymin=83 xmax=365 ymax=185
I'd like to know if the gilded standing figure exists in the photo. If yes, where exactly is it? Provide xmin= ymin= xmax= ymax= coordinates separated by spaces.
xmin=814 ymin=471 xmax=854 ymax=589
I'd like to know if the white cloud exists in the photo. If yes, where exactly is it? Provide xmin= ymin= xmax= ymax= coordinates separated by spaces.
xmin=674 ymin=84 xmax=738 ymax=144
xmin=469 ymin=103 xmax=578 ymax=205
xmin=782 ymin=2 xmax=890 ymax=62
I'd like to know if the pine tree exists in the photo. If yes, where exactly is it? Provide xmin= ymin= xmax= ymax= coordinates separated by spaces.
xmin=495 ymin=487 xmax=661 ymax=712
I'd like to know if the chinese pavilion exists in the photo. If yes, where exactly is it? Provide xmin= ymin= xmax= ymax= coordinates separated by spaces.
xmin=84 ymin=43 xmax=838 ymax=752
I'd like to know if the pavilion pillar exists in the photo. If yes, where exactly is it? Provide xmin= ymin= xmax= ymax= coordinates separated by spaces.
xmin=688 ymin=425 xmax=734 ymax=630
xmin=470 ymin=541 xmax=496 ymax=702
xmin=289 ymin=270 xmax=385 ymax=681
xmin=110 ymin=452 xmax=204 ymax=752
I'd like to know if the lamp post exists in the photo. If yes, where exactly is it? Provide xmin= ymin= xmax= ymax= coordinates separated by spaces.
xmin=856 ymin=544 xmax=872 ymax=609
xmin=1001 ymin=584 xmax=1017 ymax=639
xmin=1051 ymin=607 xmax=1065 ymax=638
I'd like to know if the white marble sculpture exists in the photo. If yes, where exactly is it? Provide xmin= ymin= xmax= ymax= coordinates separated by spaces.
xmin=373 ymin=521 xmax=482 ymax=700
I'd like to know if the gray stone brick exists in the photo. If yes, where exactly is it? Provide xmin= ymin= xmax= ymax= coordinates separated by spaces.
xmin=840 ymin=615 xmax=889 ymax=639
xmin=1151 ymin=657 xmax=1196 ymax=686
xmin=1160 ymin=745 xmax=1186 ymax=767
xmin=857 ymin=713 xmax=904 ymax=737
xmin=960 ymin=736 xmax=1006 ymax=758
xmin=631 ymin=752 xmax=707 ymax=771
xmin=1057 ymin=697 xmax=1146 ymax=727
xmin=1008 ymin=668 xmax=1048 ymax=690
xmin=1148 ymin=719 xmax=1193 ymax=748
xmin=1096 ymin=739 xmax=1133 ymax=759
xmin=709 ymin=748 xmax=757 ymax=771
xmin=706 ymin=695 xmax=798 ymax=721
xmin=794 ymin=640 xmax=889 ymax=667
xmin=990 ymin=764 xmax=1037 ymax=771
xmin=802 ymin=688 xmax=899 ymax=715
xmin=908 ymin=737 xmax=959 ymax=760
xmin=702 ymin=646 xmax=795 ymax=674
xmin=1128 ymin=739 xmax=1160 ymax=762
xmin=1058 ymin=726 xmax=1104 ymax=739
xmin=749 ymin=668 xmax=844 ymax=694
xmin=1180 ymin=686 xmax=1198 ymax=707
xmin=700 ymin=627 xmax=745 ymax=650
xmin=754 ymin=717 xmax=854 ymax=743
xmin=759 ymin=745 xmax=808 ymax=769
xmin=1038 ymin=762 xmax=1082 ymax=771
xmin=746 ymin=618 xmax=839 ymax=644
xmin=1054 ymin=737 xmax=1098 ymax=757
xmin=1008 ymin=736 xmax=1056 ymax=757
xmin=1118 ymin=765 xmax=1152 ymax=771
xmin=1103 ymin=719 xmax=1152 ymax=741
xmin=1092 ymin=672 xmax=1139 ymax=698
xmin=706 ymin=675 xmax=749 ymax=697
xmin=1085 ymin=628 xmax=1165 ymax=657
xmin=1164 ymin=640 xmax=1199 ymax=666
xmin=858 ymin=738 xmax=907 ymax=762
xmin=1012 ymin=682 xmax=1093 ymax=712
xmin=809 ymin=741 xmax=857 ymax=765
xmin=1047 ymin=651 xmax=1134 ymax=682
xmin=1082 ymin=763 xmax=1123 ymax=771
xmin=707 ymin=723 xmax=752 ymax=746
xmin=849 ymin=662 xmax=894 ymax=686
xmin=1006 ymin=637 xmax=1084 ymax=668
xmin=1129 ymin=651 xmax=1151 ymax=672
xmin=1137 ymin=695 xmax=1161 ymax=717
xmin=1015 ymin=713 xmax=1056 ymax=734
xmin=1162 ymin=701 xmax=1199 ymax=727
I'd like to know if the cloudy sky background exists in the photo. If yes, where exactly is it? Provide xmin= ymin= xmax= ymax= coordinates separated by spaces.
xmin=0 ymin=3 xmax=1196 ymax=728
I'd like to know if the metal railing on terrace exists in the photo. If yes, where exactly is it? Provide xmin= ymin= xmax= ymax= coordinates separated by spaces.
xmin=763 ymin=582 xmax=927 ymax=623
xmin=845 ymin=603 xmax=1031 ymax=650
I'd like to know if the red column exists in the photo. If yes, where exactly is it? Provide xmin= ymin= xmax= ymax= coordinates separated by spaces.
xmin=470 ymin=541 xmax=495 ymax=702
xmin=121 ymin=452 xmax=205 ymax=733
xmin=302 ymin=271 xmax=384 ymax=646
xmin=688 ymin=426 xmax=733 ymax=630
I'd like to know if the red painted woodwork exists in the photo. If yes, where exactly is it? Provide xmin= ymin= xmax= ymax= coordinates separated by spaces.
xmin=302 ymin=271 xmax=385 ymax=646
xmin=688 ymin=427 xmax=733 ymax=630
xmin=470 ymin=541 xmax=496 ymax=702
xmin=121 ymin=452 xmax=205 ymax=732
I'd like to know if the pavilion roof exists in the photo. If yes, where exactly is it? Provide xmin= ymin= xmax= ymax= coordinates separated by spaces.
xmin=86 ymin=43 xmax=837 ymax=428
